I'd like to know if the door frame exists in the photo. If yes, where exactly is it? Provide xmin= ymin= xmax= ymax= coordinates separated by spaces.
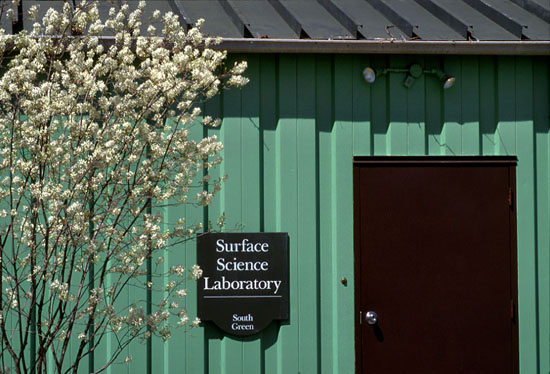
xmin=353 ymin=156 xmax=518 ymax=373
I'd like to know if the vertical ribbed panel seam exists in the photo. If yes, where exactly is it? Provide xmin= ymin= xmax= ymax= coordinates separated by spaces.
xmin=314 ymin=56 xmax=322 ymax=374
xmin=330 ymin=55 xmax=339 ymax=374
xmin=240 ymin=77 xmax=245 ymax=374
xmin=514 ymin=57 xmax=518 ymax=154
xmin=385 ymin=56 xmax=390 ymax=156
xmin=220 ymin=87 xmax=227 ymax=374
xmin=275 ymin=55 xmax=283 ymax=374
xmin=405 ymin=60 xmax=409 ymax=156
xmin=459 ymin=56 xmax=464 ymax=155
xmin=548 ymin=106 xmax=550 ymax=374
xmin=494 ymin=56 xmax=499 ymax=156
xmin=529 ymin=56 xmax=542 ymax=374
xmin=295 ymin=55 xmax=300 ymax=374
xmin=547 ymin=64 xmax=550 ymax=374
xmin=444 ymin=68 xmax=447 ymax=156
xmin=477 ymin=56 xmax=483 ymax=156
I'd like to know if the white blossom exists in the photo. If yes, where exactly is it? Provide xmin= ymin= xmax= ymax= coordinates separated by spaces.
xmin=190 ymin=317 xmax=201 ymax=328
xmin=190 ymin=264 xmax=203 ymax=279
xmin=0 ymin=0 xmax=246 ymax=371
xmin=175 ymin=289 xmax=187 ymax=298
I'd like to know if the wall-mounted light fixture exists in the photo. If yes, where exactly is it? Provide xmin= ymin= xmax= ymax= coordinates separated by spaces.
xmin=362 ymin=64 xmax=455 ymax=90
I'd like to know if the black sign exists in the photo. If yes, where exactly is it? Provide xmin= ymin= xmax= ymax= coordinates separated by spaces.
xmin=197 ymin=232 xmax=289 ymax=336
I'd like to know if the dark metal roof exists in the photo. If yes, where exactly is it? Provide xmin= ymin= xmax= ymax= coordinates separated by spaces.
xmin=14 ymin=1 xmax=550 ymax=54
xmin=227 ymin=0 xmax=299 ymax=38
xmin=169 ymin=0 xmax=550 ymax=42
xmin=466 ymin=0 xmax=550 ymax=40
xmin=417 ymin=0 xmax=519 ymax=41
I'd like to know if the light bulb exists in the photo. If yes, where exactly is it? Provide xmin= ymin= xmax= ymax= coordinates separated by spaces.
xmin=362 ymin=67 xmax=376 ymax=83
xmin=443 ymin=77 xmax=456 ymax=90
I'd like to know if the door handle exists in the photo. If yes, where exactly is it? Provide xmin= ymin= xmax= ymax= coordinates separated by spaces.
xmin=365 ymin=311 xmax=378 ymax=325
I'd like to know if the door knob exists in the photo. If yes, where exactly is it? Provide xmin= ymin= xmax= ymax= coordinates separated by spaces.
xmin=365 ymin=311 xmax=378 ymax=325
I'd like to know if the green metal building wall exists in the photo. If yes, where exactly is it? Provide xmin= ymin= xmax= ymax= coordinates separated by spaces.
xmin=98 ymin=53 xmax=549 ymax=374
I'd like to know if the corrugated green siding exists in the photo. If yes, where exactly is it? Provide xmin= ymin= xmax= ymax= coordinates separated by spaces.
xmin=11 ymin=54 xmax=546 ymax=374
xmin=152 ymin=54 xmax=549 ymax=374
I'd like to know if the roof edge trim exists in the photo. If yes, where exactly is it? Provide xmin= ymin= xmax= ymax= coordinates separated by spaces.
xmin=214 ymin=39 xmax=550 ymax=55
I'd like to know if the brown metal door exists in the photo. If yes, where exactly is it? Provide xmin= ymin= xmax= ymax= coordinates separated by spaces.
xmin=353 ymin=157 xmax=518 ymax=374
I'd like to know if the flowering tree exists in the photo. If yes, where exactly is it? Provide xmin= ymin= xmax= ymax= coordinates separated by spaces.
xmin=0 ymin=1 xmax=247 ymax=373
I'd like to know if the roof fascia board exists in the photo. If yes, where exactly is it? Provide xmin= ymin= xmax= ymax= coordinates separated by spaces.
xmin=18 ymin=36 xmax=547 ymax=56
xmin=214 ymin=38 xmax=550 ymax=55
